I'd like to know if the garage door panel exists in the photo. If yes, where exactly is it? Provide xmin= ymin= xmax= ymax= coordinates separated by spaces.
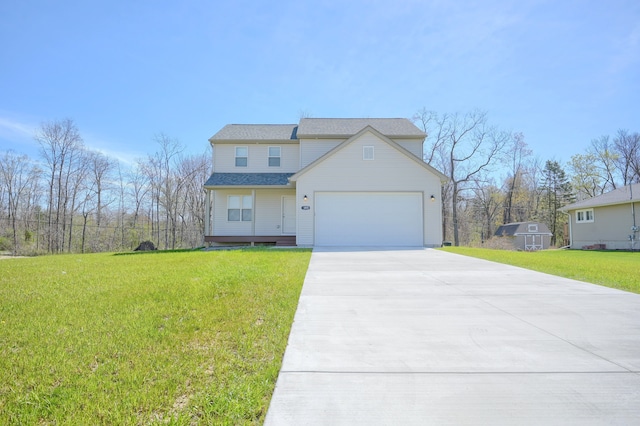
xmin=315 ymin=192 xmax=423 ymax=246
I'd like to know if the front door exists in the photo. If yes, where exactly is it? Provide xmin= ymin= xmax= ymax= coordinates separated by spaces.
xmin=282 ymin=196 xmax=296 ymax=235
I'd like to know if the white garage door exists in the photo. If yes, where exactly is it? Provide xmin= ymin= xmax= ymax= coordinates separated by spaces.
xmin=314 ymin=192 xmax=423 ymax=246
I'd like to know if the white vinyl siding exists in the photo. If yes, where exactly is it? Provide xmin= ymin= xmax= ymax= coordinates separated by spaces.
xmin=228 ymin=195 xmax=252 ymax=221
xmin=211 ymin=189 xmax=295 ymax=236
xmin=394 ymin=139 xmax=424 ymax=159
xmin=299 ymin=139 xmax=343 ymax=168
xmin=295 ymin=131 xmax=442 ymax=247
xmin=213 ymin=144 xmax=299 ymax=172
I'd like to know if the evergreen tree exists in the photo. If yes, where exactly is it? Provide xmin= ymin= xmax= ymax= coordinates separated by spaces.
xmin=538 ymin=160 xmax=574 ymax=245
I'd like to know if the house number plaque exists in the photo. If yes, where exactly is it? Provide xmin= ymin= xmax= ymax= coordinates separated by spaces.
xmin=301 ymin=206 xmax=311 ymax=210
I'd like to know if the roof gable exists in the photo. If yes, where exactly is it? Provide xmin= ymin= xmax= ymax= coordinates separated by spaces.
xmin=290 ymin=126 xmax=447 ymax=182
xmin=297 ymin=118 xmax=425 ymax=139
xmin=560 ymin=183 xmax=640 ymax=211
xmin=495 ymin=222 xmax=552 ymax=236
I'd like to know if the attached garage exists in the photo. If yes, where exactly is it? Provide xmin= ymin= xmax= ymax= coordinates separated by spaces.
xmin=314 ymin=192 xmax=424 ymax=246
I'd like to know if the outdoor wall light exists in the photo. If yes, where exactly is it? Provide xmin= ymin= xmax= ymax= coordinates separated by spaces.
xmin=430 ymin=195 xmax=436 ymax=202
xmin=303 ymin=195 xmax=308 ymax=202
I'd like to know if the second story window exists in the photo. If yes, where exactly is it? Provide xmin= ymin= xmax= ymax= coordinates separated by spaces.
xmin=235 ymin=146 xmax=248 ymax=167
xmin=268 ymin=146 xmax=281 ymax=167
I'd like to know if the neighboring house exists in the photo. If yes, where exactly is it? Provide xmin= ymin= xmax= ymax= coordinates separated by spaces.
xmin=203 ymin=118 xmax=448 ymax=247
xmin=494 ymin=222 xmax=553 ymax=251
xmin=559 ymin=183 xmax=640 ymax=250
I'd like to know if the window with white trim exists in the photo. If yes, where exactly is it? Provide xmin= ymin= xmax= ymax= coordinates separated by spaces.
xmin=268 ymin=146 xmax=281 ymax=167
xmin=228 ymin=195 xmax=252 ymax=221
xmin=363 ymin=146 xmax=374 ymax=160
xmin=576 ymin=208 xmax=594 ymax=223
xmin=528 ymin=224 xmax=538 ymax=232
xmin=235 ymin=146 xmax=248 ymax=167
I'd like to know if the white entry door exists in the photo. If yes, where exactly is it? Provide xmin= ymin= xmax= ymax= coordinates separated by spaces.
xmin=282 ymin=196 xmax=296 ymax=234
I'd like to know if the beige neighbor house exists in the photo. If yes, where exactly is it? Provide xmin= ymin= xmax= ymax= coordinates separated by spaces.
xmin=494 ymin=222 xmax=553 ymax=251
xmin=203 ymin=118 xmax=448 ymax=247
xmin=560 ymin=183 xmax=640 ymax=250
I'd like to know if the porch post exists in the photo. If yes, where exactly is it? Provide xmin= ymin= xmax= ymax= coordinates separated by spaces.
xmin=204 ymin=189 xmax=211 ymax=236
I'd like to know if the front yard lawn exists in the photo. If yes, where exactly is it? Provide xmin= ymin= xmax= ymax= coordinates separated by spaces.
xmin=0 ymin=249 xmax=311 ymax=425
xmin=440 ymin=247 xmax=640 ymax=294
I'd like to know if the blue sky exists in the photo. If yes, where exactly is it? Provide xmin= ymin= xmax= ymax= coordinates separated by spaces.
xmin=1 ymin=0 xmax=638 ymax=166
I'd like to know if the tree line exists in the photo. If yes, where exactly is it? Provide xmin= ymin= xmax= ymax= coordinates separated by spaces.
xmin=412 ymin=108 xmax=639 ymax=247
xmin=1 ymin=116 xmax=638 ymax=254
xmin=0 ymin=119 xmax=209 ymax=255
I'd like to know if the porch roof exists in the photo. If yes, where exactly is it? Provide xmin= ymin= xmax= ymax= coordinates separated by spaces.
xmin=204 ymin=172 xmax=295 ymax=187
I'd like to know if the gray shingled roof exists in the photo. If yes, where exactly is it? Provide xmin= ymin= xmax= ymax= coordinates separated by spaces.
xmin=204 ymin=173 xmax=294 ymax=187
xmin=297 ymin=118 xmax=425 ymax=138
xmin=209 ymin=124 xmax=298 ymax=141
xmin=560 ymin=183 xmax=640 ymax=211
xmin=494 ymin=222 xmax=552 ymax=236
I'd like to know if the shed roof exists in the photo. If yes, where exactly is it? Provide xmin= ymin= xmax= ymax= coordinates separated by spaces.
xmin=296 ymin=118 xmax=425 ymax=138
xmin=560 ymin=183 xmax=640 ymax=211
xmin=204 ymin=173 xmax=294 ymax=187
xmin=495 ymin=222 xmax=552 ymax=236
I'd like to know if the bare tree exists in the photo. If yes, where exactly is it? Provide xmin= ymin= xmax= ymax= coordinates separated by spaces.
xmin=64 ymin=147 xmax=90 ymax=252
xmin=0 ymin=151 xmax=40 ymax=254
xmin=471 ymin=179 xmax=503 ymax=242
xmin=415 ymin=109 xmax=508 ymax=246
xmin=613 ymin=129 xmax=640 ymax=185
xmin=35 ymin=119 xmax=84 ymax=253
xmin=127 ymin=162 xmax=151 ymax=246
xmin=139 ymin=134 xmax=186 ymax=249
xmin=175 ymin=153 xmax=209 ymax=246
xmin=589 ymin=135 xmax=620 ymax=190
xmin=502 ymin=132 xmax=532 ymax=224
xmin=85 ymin=150 xmax=115 ymax=250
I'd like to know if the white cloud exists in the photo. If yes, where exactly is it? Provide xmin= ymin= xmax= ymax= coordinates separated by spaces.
xmin=81 ymin=132 xmax=146 ymax=167
xmin=0 ymin=116 xmax=37 ymax=141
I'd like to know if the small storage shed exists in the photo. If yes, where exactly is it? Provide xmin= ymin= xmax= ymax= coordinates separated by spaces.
xmin=494 ymin=222 xmax=553 ymax=251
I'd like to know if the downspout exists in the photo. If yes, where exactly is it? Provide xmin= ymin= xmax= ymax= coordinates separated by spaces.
xmin=204 ymin=189 xmax=210 ymax=237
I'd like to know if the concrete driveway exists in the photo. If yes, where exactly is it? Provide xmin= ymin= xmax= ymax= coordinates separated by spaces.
xmin=265 ymin=248 xmax=640 ymax=425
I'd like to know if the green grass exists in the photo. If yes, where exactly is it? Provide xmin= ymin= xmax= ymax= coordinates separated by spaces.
xmin=0 ymin=249 xmax=311 ymax=425
xmin=440 ymin=247 xmax=640 ymax=294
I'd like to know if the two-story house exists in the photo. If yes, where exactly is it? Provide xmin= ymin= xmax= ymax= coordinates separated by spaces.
xmin=203 ymin=118 xmax=448 ymax=247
